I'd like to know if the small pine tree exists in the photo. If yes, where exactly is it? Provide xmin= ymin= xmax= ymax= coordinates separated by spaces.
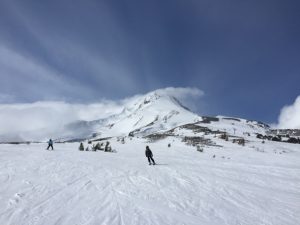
xmin=197 ymin=145 xmax=203 ymax=152
xmin=79 ymin=142 xmax=84 ymax=151
xmin=220 ymin=133 xmax=228 ymax=140
xmin=168 ymin=143 xmax=171 ymax=147
xmin=237 ymin=138 xmax=245 ymax=146
xmin=95 ymin=142 xmax=101 ymax=150
xmin=105 ymin=141 xmax=111 ymax=152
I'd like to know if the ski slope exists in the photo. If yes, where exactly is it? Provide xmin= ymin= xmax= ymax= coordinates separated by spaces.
xmin=0 ymin=138 xmax=299 ymax=225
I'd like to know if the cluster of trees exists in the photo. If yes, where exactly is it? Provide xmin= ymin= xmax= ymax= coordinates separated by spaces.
xmin=117 ymin=137 xmax=125 ymax=144
xmin=79 ymin=141 xmax=113 ymax=152
xmin=182 ymin=136 xmax=214 ymax=147
xmin=219 ymin=132 xmax=246 ymax=146
xmin=286 ymin=137 xmax=300 ymax=144
xmin=256 ymin=134 xmax=300 ymax=144
xmin=220 ymin=133 xmax=229 ymax=141
xmin=232 ymin=138 xmax=245 ymax=146
xmin=146 ymin=133 xmax=169 ymax=142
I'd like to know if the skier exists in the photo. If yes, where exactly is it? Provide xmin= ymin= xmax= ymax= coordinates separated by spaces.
xmin=47 ymin=139 xmax=54 ymax=150
xmin=145 ymin=146 xmax=156 ymax=165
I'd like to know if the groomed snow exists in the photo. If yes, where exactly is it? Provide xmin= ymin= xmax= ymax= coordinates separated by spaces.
xmin=0 ymin=138 xmax=299 ymax=225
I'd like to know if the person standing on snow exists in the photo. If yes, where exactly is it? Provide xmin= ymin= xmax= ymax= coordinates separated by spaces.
xmin=47 ymin=139 xmax=54 ymax=150
xmin=145 ymin=146 xmax=156 ymax=165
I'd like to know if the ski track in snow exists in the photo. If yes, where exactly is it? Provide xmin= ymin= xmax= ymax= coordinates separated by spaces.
xmin=0 ymin=139 xmax=300 ymax=225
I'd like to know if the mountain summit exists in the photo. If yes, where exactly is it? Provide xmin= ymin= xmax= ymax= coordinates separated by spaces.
xmin=64 ymin=91 xmax=201 ymax=140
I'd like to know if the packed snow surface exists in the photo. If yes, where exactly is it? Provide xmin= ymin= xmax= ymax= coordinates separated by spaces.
xmin=0 ymin=138 xmax=300 ymax=225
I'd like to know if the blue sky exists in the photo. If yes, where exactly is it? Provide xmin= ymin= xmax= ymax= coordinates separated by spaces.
xmin=0 ymin=0 xmax=299 ymax=123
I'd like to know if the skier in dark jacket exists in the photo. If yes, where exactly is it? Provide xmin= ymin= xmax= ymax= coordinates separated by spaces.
xmin=47 ymin=139 xmax=54 ymax=150
xmin=145 ymin=146 xmax=155 ymax=165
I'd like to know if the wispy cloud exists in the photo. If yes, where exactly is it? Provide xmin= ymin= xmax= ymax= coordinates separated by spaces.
xmin=155 ymin=87 xmax=204 ymax=112
xmin=0 ymin=101 xmax=123 ymax=142
xmin=154 ymin=87 xmax=204 ymax=99
xmin=275 ymin=96 xmax=300 ymax=129
xmin=0 ymin=45 xmax=93 ymax=102
xmin=0 ymin=1 xmax=143 ymax=100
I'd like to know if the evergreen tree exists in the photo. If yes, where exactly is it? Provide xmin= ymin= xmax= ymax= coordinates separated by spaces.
xmin=79 ymin=142 xmax=84 ymax=151
xmin=105 ymin=141 xmax=111 ymax=152
xmin=121 ymin=138 xmax=125 ymax=144
xmin=94 ymin=142 xmax=101 ymax=150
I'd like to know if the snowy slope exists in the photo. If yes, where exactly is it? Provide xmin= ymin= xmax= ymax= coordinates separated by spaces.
xmin=0 ymin=137 xmax=299 ymax=225
xmin=1 ymin=90 xmax=299 ymax=224
xmin=194 ymin=116 xmax=270 ymax=137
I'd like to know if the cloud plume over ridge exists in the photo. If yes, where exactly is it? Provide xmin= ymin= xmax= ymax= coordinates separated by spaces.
xmin=0 ymin=87 xmax=203 ymax=141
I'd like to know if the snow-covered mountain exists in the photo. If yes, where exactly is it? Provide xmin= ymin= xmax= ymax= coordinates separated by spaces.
xmin=57 ymin=90 xmax=275 ymax=143
xmin=61 ymin=91 xmax=201 ymax=141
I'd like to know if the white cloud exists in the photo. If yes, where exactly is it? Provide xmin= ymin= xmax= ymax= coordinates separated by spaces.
xmin=119 ymin=87 xmax=204 ymax=112
xmin=155 ymin=87 xmax=204 ymax=99
xmin=0 ymin=45 xmax=94 ymax=101
xmin=276 ymin=96 xmax=300 ymax=129
xmin=155 ymin=87 xmax=204 ymax=112
xmin=0 ymin=101 xmax=123 ymax=142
